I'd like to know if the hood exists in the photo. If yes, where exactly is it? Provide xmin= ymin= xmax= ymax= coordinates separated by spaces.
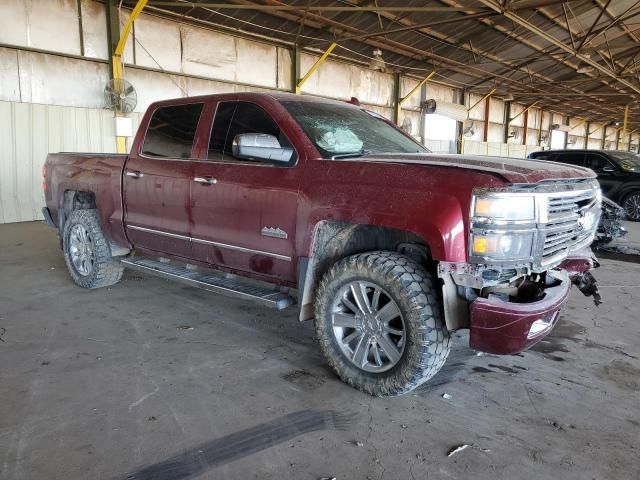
xmin=360 ymin=153 xmax=596 ymax=184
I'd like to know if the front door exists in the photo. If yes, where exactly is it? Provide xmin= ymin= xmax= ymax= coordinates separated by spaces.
xmin=190 ymin=100 xmax=300 ymax=283
xmin=124 ymin=102 xmax=205 ymax=258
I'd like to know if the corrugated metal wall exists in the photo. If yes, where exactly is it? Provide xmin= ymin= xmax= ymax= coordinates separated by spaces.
xmin=0 ymin=101 xmax=142 ymax=223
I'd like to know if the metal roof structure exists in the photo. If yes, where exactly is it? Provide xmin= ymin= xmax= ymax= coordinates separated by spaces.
xmin=128 ymin=0 xmax=640 ymax=128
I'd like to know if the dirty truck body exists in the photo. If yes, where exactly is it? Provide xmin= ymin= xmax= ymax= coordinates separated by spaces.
xmin=43 ymin=92 xmax=601 ymax=396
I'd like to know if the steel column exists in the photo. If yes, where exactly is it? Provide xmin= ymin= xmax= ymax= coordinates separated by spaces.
xmin=537 ymin=109 xmax=544 ymax=146
xmin=622 ymin=104 xmax=630 ymax=146
xmin=503 ymin=102 xmax=511 ymax=144
xmin=584 ymin=121 xmax=590 ymax=149
xmin=483 ymin=95 xmax=491 ymax=142
xmin=291 ymin=46 xmax=300 ymax=94
xmin=393 ymin=72 xmax=402 ymax=125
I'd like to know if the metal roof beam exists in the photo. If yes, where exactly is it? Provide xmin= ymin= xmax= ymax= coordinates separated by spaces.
xmin=479 ymin=0 xmax=640 ymax=95
xmin=146 ymin=3 xmax=491 ymax=13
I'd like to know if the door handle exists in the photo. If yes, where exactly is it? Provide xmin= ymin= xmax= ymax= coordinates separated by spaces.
xmin=126 ymin=170 xmax=144 ymax=178
xmin=193 ymin=176 xmax=217 ymax=185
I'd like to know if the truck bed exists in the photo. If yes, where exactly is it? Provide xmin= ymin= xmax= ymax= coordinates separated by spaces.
xmin=44 ymin=152 xmax=129 ymax=248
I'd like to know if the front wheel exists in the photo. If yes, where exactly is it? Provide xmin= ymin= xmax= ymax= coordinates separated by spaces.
xmin=62 ymin=209 xmax=124 ymax=289
xmin=314 ymin=251 xmax=451 ymax=396
xmin=622 ymin=191 xmax=640 ymax=221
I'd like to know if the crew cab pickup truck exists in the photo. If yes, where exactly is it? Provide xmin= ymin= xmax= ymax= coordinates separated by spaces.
xmin=43 ymin=92 xmax=602 ymax=396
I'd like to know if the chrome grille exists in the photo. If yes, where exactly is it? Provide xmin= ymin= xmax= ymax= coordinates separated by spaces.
xmin=542 ymin=188 xmax=599 ymax=263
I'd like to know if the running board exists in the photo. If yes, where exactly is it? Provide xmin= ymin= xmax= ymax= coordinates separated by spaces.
xmin=121 ymin=257 xmax=294 ymax=310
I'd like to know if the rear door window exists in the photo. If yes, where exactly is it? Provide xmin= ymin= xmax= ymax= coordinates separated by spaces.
xmin=551 ymin=152 xmax=585 ymax=167
xmin=142 ymin=103 xmax=204 ymax=159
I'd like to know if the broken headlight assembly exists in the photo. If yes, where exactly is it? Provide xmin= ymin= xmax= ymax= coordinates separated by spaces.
xmin=469 ymin=192 xmax=537 ymax=263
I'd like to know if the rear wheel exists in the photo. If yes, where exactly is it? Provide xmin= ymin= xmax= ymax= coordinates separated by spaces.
xmin=314 ymin=251 xmax=451 ymax=396
xmin=62 ymin=209 xmax=124 ymax=288
xmin=622 ymin=191 xmax=640 ymax=221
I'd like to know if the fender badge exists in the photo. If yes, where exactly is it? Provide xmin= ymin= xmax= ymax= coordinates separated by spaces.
xmin=261 ymin=227 xmax=288 ymax=239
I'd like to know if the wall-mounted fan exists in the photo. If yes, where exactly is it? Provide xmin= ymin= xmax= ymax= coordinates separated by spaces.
xmin=401 ymin=116 xmax=413 ymax=134
xmin=104 ymin=78 xmax=137 ymax=114
xmin=462 ymin=119 xmax=475 ymax=138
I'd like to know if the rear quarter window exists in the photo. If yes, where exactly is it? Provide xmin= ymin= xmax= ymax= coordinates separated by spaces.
xmin=142 ymin=103 xmax=204 ymax=159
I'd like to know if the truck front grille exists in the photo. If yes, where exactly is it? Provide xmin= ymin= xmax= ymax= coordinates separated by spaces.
xmin=542 ymin=188 xmax=599 ymax=264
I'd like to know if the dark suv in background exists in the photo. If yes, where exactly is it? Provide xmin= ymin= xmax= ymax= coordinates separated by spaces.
xmin=528 ymin=149 xmax=640 ymax=221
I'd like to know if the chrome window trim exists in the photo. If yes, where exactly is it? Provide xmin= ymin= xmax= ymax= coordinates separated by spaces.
xmin=127 ymin=225 xmax=292 ymax=262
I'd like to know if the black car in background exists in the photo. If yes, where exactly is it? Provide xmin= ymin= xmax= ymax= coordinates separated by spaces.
xmin=528 ymin=149 xmax=640 ymax=221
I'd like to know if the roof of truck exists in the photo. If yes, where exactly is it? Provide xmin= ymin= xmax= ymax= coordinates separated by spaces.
xmin=149 ymin=91 xmax=356 ymax=108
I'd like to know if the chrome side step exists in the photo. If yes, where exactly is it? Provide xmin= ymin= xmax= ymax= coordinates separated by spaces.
xmin=121 ymin=257 xmax=294 ymax=310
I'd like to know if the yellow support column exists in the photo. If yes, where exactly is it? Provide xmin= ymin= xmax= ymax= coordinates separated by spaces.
xmin=295 ymin=43 xmax=337 ymax=94
xmin=400 ymin=70 xmax=436 ymax=106
xmin=112 ymin=0 xmax=148 ymax=153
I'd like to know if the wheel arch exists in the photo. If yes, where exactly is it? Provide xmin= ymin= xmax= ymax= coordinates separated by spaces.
xmin=53 ymin=190 xmax=97 ymax=245
xmin=297 ymin=221 xmax=434 ymax=321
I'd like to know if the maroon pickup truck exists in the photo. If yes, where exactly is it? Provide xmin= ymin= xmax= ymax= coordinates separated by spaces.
xmin=43 ymin=92 xmax=602 ymax=396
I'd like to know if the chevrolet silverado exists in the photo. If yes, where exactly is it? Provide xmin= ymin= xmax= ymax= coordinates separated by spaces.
xmin=43 ymin=93 xmax=601 ymax=396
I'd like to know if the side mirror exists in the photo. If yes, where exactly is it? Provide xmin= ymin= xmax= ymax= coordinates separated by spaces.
xmin=601 ymin=165 xmax=616 ymax=173
xmin=232 ymin=133 xmax=293 ymax=163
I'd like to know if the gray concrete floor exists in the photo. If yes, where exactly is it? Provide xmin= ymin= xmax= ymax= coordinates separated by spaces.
xmin=1 ymin=222 xmax=639 ymax=480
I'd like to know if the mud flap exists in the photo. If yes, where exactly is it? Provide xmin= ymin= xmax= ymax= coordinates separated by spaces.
xmin=571 ymin=271 xmax=602 ymax=306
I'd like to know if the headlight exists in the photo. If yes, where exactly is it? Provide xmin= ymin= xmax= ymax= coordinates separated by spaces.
xmin=471 ymin=232 xmax=534 ymax=260
xmin=473 ymin=195 xmax=535 ymax=221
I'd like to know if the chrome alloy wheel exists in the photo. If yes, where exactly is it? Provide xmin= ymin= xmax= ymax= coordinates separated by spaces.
xmin=624 ymin=193 xmax=640 ymax=221
xmin=68 ymin=224 xmax=95 ymax=276
xmin=331 ymin=280 xmax=406 ymax=373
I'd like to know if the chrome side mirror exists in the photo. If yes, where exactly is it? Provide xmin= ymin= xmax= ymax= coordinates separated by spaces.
xmin=601 ymin=165 xmax=616 ymax=173
xmin=232 ymin=133 xmax=293 ymax=163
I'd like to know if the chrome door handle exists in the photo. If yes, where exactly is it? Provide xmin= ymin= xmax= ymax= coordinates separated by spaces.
xmin=193 ymin=176 xmax=217 ymax=185
xmin=126 ymin=170 xmax=144 ymax=178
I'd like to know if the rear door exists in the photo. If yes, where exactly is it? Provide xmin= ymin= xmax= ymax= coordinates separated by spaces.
xmin=124 ymin=102 xmax=205 ymax=258
xmin=190 ymin=100 xmax=300 ymax=283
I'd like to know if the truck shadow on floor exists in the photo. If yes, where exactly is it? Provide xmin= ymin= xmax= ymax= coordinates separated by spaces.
xmin=121 ymin=409 xmax=355 ymax=480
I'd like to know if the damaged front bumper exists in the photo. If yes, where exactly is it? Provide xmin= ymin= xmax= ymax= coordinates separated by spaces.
xmin=440 ymin=249 xmax=601 ymax=355
xmin=469 ymin=269 xmax=568 ymax=354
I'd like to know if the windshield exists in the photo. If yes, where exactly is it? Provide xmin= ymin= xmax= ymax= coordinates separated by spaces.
xmin=281 ymin=100 xmax=428 ymax=158
xmin=608 ymin=151 xmax=640 ymax=171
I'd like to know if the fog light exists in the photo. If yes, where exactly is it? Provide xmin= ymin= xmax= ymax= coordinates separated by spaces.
xmin=527 ymin=312 xmax=559 ymax=338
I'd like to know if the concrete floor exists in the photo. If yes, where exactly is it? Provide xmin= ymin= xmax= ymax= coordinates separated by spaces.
xmin=1 ymin=222 xmax=639 ymax=480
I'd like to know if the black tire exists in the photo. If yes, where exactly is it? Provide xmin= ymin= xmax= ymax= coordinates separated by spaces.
xmin=62 ymin=209 xmax=124 ymax=289
xmin=314 ymin=251 xmax=451 ymax=397
xmin=622 ymin=191 xmax=640 ymax=221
